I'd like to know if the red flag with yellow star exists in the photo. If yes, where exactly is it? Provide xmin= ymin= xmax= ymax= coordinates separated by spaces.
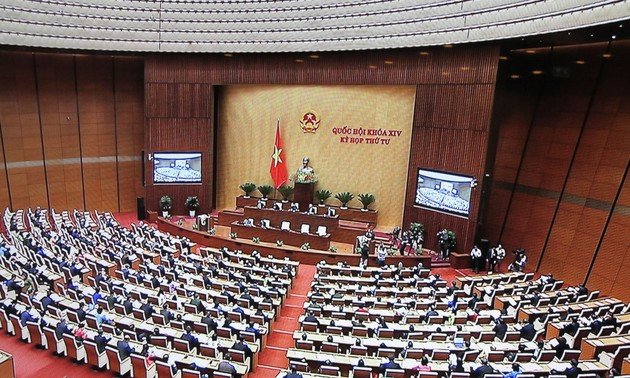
xmin=270 ymin=120 xmax=288 ymax=189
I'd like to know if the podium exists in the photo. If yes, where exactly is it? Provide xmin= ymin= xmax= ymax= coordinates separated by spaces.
xmin=196 ymin=215 xmax=211 ymax=232
xmin=294 ymin=182 xmax=315 ymax=212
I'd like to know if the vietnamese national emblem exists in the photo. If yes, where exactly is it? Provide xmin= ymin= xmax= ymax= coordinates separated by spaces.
xmin=299 ymin=111 xmax=320 ymax=133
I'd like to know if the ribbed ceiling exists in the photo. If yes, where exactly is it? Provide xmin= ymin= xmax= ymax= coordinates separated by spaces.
xmin=0 ymin=0 xmax=629 ymax=52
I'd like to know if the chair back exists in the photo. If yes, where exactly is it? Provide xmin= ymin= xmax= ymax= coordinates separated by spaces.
xmin=228 ymin=348 xmax=247 ymax=363
xmin=384 ymin=368 xmax=405 ymax=378
xmin=290 ymin=361 xmax=309 ymax=372
xmin=181 ymin=368 xmax=201 ymax=378
xmin=350 ymin=345 xmax=367 ymax=356
xmin=155 ymin=360 xmax=176 ymax=378
xmin=300 ymin=224 xmax=310 ymax=234
xmin=560 ymin=349 xmax=581 ymax=361
xmin=281 ymin=221 xmax=291 ymax=231
xmin=212 ymin=372 xmax=231 ymax=378
xmin=296 ymin=340 xmax=314 ymax=350
xmin=83 ymin=340 xmax=107 ymax=368
xmin=26 ymin=321 xmax=44 ymax=347
xmin=200 ymin=344 xmax=218 ymax=357
xmin=105 ymin=346 xmax=124 ymax=374
xmin=62 ymin=334 xmax=80 ymax=359
xmin=321 ymin=342 xmax=339 ymax=353
xmin=320 ymin=365 xmax=340 ymax=376
xmin=352 ymin=367 xmax=372 ymax=378
xmin=317 ymin=226 xmax=327 ymax=236
xmin=173 ymin=338 xmax=191 ymax=353
xmin=302 ymin=322 xmax=318 ymax=332
xmin=130 ymin=353 xmax=150 ymax=378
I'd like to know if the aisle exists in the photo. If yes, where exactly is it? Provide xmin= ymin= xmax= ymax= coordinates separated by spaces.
xmin=254 ymin=264 xmax=317 ymax=378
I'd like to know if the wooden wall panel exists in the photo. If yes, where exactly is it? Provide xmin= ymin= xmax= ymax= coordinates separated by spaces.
xmin=35 ymin=53 xmax=83 ymax=210
xmin=76 ymin=56 xmax=118 ymax=211
xmin=114 ymin=57 xmax=145 ymax=212
xmin=0 ymin=51 xmax=144 ymax=213
xmin=0 ymin=52 xmax=49 ymax=210
xmin=402 ymin=82 xmax=497 ymax=250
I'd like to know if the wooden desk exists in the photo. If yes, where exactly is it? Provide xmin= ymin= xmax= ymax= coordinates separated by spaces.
xmin=580 ymin=334 xmax=630 ymax=360
xmin=622 ymin=356 xmax=630 ymax=375
xmin=231 ymin=222 xmax=330 ymax=251
xmin=0 ymin=350 xmax=15 ymax=378
xmin=449 ymin=252 xmax=471 ymax=269
xmin=158 ymin=217 xmax=427 ymax=266
xmin=244 ymin=206 xmax=339 ymax=233
xmin=234 ymin=196 xmax=378 ymax=224
xmin=518 ymin=298 xmax=623 ymax=323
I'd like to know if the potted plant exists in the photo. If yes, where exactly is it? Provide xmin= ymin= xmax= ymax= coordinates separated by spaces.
xmin=358 ymin=193 xmax=376 ymax=212
xmin=160 ymin=195 xmax=172 ymax=217
xmin=335 ymin=192 xmax=354 ymax=209
xmin=240 ymin=182 xmax=256 ymax=198
xmin=185 ymin=196 xmax=200 ymax=217
xmin=257 ymin=185 xmax=274 ymax=200
xmin=278 ymin=186 xmax=294 ymax=203
xmin=315 ymin=189 xmax=332 ymax=207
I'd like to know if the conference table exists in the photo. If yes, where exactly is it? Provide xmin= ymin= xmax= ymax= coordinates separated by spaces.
xmin=517 ymin=297 xmax=623 ymax=322
xmin=285 ymin=348 xmax=608 ymax=377
xmin=231 ymin=222 xmax=330 ymax=251
xmin=580 ymin=333 xmax=630 ymax=360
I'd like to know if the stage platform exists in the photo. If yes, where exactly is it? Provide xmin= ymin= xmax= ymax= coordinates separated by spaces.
xmin=157 ymin=216 xmax=431 ymax=267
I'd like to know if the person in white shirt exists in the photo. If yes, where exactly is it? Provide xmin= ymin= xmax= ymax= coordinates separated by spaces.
xmin=470 ymin=245 xmax=482 ymax=273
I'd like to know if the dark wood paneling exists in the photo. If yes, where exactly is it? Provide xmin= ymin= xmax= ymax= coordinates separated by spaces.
xmin=403 ymin=82 xmax=497 ymax=252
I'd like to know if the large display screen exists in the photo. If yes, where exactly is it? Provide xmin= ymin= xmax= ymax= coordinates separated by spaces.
xmin=153 ymin=152 xmax=202 ymax=184
xmin=414 ymin=168 xmax=474 ymax=217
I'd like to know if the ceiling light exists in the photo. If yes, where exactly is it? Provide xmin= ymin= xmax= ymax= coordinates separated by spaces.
xmin=295 ymin=59 xmax=304 ymax=63
xmin=602 ymin=53 xmax=612 ymax=58
xmin=224 ymin=53 xmax=233 ymax=57
xmin=443 ymin=44 xmax=453 ymax=48
xmin=368 ymin=65 xmax=377 ymax=69
xmin=525 ymin=50 xmax=536 ymax=54
xmin=575 ymin=60 xmax=585 ymax=65
xmin=419 ymin=51 xmax=430 ymax=56
xmin=532 ymin=70 xmax=543 ymax=75
xmin=384 ymin=60 xmax=394 ymax=65
xmin=510 ymin=75 xmax=520 ymax=79
xmin=499 ymin=56 xmax=508 ymax=61
xmin=309 ymin=55 xmax=319 ymax=59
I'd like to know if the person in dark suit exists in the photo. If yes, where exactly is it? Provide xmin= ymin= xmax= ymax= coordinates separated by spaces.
xmin=40 ymin=290 xmax=55 ymax=312
xmin=94 ymin=329 xmax=111 ymax=353
xmin=161 ymin=304 xmax=175 ymax=325
xmin=379 ymin=355 xmax=402 ymax=374
xmin=217 ymin=354 xmax=237 ymax=376
xmin=117 ymin=335 xmax=135 ymax=360
xmin=471 ymin=358 xmax=494 ymax=378
xmin=140 ymin=301 xmax=154 ymax=319
xmin=283 ymin=367 xmax=303 ymax=378
xmin=123 ymin=296 xmax=134 ymax=315
xmin=76 ymin=303 xmax=87 ymax=323
xmin=303 ymin=311 xmax=319 ymax=325
xmin=232 ymin=336 xmax=253 ymax=359
xmin=20 ymin=307 xmax=39 ymax=327
xmin=561 ymin=318 xmax=580 ymax=337
xmin=553 ymin=337 xmax=569 ymax=359
xmin=552 ymin=358 xmax=582 ymax=378
xmin=493 ymin=318 xmax=508 ymax=341
xmin=55 ymin=319 xmax=73 ymax=340
xmin=201 ymin=311 xmax=218 ymax=332
xmin=519 ymin=319 xmax=536 ymax=341
xmin=181 ymin=327 xmax=200 ymax=352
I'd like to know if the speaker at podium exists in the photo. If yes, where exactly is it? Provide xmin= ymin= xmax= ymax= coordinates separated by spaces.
xmin=196 ymin=214 xmax=210 ymax=232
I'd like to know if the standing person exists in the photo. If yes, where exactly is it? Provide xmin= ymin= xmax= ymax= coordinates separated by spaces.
xmin=488 ymin=247 xmax=498 ymax=273
xmin=495 ymin=244 xmax=506 ymax=272
xmin=377 ymin=244 xmax=387 ymax=267
xmin=470 ymin=245 xmax=482 ymax=273
xmin=398 ymin=232 xmax=409 ymax=255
